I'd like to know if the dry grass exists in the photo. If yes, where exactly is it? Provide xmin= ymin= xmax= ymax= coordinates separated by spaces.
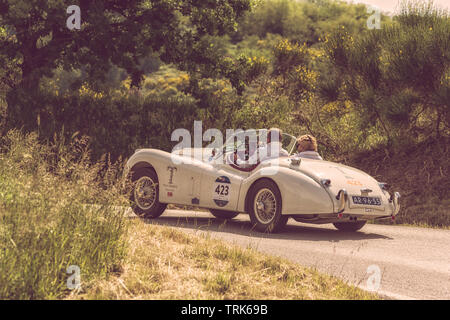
xmin=72 ymin=219 xmax=379 ymax=300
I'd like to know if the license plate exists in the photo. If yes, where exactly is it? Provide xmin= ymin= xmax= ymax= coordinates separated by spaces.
xmin=352 ymin=196 xmax=381 ymax=206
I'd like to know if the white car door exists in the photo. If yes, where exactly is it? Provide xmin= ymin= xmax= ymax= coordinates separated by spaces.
xmin=199 ymin=158 xmax=249 ymax=212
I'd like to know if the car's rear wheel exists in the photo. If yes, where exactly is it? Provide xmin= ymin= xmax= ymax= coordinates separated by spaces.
xmin=248 ymin=179 xmax=288 ymax=233
xmin=209 ymin=209 xmax=240 ymax=220
xmin=333 ymin=220 xmax=367 ymax=232
xmin=130 ymin=167 xmax=167 ymax=218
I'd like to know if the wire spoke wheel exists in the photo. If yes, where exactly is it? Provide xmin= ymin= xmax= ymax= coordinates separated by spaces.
xmin=130 ymin=167 xmax=167 ymax=219
xmin=248 ymin=179 xmax=287 ymax=233
xmin=253 ymin=188 xmax=277 ymax=224
xmin=134 ymin=176 xmax=157 ymax=210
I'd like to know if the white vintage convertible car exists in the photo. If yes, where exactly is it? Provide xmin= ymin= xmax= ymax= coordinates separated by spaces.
xmin=125 ymin=130 xmax=400 ymax=233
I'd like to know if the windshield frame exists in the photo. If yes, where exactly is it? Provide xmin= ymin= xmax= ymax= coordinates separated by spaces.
xmin=215 ymin=129 xmax=298 ymax=159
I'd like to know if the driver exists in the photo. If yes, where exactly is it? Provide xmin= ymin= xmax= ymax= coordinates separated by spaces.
xmin=253 ymin=128 xmax=289 ymax=163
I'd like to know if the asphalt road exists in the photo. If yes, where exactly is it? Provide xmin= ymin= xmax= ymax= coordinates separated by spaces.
xmin=129 ymin=209 xmax=450 ymax=300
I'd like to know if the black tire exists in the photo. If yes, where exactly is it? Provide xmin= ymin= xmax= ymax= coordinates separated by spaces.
xmin=130 ymin=167 xmax=167 ymax=219
xmin=209 ymin=209 xmax=240 ymax=220
xmin=247 ymin=179 xmax=288 ymax=233
xmin=333 ymin=220 xmax=367 ymax=232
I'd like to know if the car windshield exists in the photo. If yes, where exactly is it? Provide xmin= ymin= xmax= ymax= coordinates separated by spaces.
xmin=281 ymin=132 xmax=297 ymax=155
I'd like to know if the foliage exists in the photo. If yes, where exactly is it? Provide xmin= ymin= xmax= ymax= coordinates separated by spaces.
xmin=237 ymin=0 xmax=371 ymax=45
xmin=0 ymin=130 xmax=128 ymax=299
xmin=0 ymin=0 xmax=251 ymax=86
xmin=35 ymin=80 xmax=199 ymax=158
xmin=324 ymin=1 xmax=449 ymax=147
xmin=0 ymin=0 xmax=252 ymax=130
xmin=1 ymin=0 xmax=446 ymax=158
xmin=233 ymin=95 xmax=293 ymax=129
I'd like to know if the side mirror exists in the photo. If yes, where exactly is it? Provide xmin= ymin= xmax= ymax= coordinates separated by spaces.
xmin=290 ymin=157 xmax=301 ymax=166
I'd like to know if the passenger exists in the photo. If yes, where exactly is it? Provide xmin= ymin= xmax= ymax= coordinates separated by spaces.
xmin=296 ymin=135 xmax=323 ymax=160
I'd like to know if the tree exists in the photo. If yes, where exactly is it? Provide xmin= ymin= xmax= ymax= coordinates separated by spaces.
xmin=0 ymin=0 xmax=251 ymax=129
xmin=324 ymin=0 xmax=449 ymax=145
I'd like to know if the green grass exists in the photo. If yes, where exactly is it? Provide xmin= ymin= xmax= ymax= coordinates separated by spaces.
xmin=0 ymin=130 xmax=128 ymax=299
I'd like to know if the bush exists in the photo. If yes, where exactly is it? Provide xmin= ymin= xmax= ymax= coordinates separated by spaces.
xmin=238 ymin=0 xmax=370 ymax=45
xmin=6 ymin=71 xmax=201 ymax=160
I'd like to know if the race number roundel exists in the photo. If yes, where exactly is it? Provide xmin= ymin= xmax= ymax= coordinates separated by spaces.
xmin=213 ymin=176 xmax=231 ymax=207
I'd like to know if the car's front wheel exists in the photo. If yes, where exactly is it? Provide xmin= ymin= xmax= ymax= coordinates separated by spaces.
xmin=248 ymin=179 xmax=288 ymax=233
xmin=209 ymin=209 xmax=240 ymax=220
xmin=130 ymin=167 xmax=167 ymax=219
xmin=333 ymin=221 xmax=367 ymax=232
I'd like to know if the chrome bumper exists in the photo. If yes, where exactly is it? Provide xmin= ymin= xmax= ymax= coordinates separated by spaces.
xmin=334 ymin=189 xmax=400 ymax=217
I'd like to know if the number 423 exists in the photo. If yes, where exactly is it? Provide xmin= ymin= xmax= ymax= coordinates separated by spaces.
xmin=215 ymin=184 xmax=229 ymax=196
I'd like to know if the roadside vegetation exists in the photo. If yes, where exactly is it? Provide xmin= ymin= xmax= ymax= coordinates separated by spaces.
xmin=0 ymin=131 xmax=128 ymax=299
xmin=72 ymin=218 xmax=377 ymax=300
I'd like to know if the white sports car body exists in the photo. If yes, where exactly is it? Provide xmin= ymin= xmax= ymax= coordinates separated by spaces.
xmin=126 ymin=131 xmax=400 ymax=232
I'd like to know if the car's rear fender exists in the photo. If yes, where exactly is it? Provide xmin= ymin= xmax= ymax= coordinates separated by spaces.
xmin=238 ymin=166 xmax=334 ymax=215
